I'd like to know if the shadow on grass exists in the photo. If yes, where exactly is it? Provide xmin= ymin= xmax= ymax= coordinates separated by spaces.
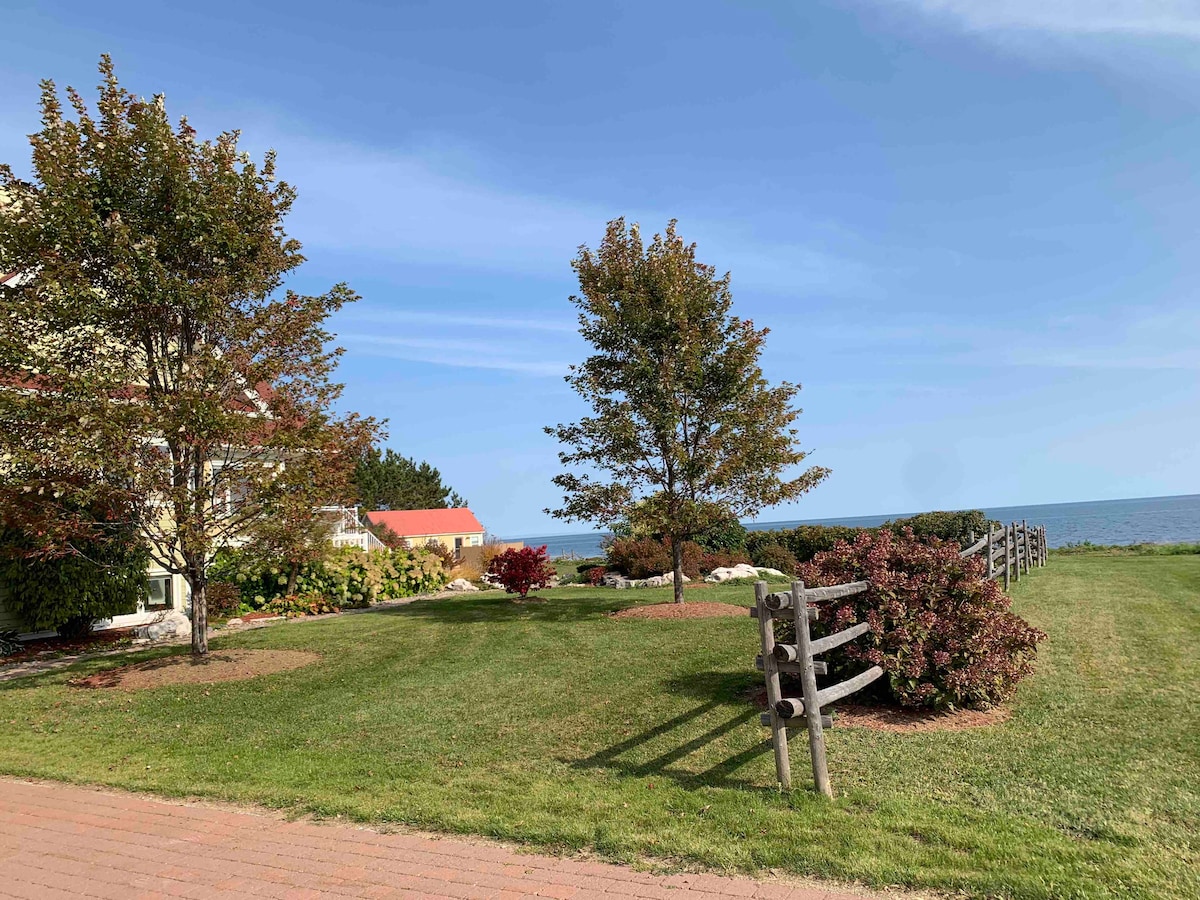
xmin=572 ymin=671 xmax=773 ymax=791
xmin=379 ymin=590 xmax=636 ymax=624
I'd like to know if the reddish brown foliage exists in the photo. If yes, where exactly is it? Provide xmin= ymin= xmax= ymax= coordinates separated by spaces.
xmin=796 ymin=529 xmax=1045 ymax=710
xmin=487 ymin=545 xmax=556 ymax=599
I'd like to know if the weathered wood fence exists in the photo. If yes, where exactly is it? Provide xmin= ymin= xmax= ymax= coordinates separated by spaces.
xmin=958 ymin=520 xmax=1047 ymax=590
xmin=750 ymin=520 xmax=1049 ymax=796
xmin=751 ymin=580 xmax=879 ymax=797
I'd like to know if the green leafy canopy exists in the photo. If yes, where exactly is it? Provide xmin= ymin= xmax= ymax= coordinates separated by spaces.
xmin=546 ymin=218 xmax=830 ymax=591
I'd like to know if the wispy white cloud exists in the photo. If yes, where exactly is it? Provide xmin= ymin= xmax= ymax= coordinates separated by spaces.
xmin=338 ymin=307 xmax=578 ymax=333
xmin=880 ymin=0 xmax=1200 ymax=39
xmin=270 ymin=135 xmax=874 ymax=296
xmin=340 ymin=333 xmax=569 ymax=377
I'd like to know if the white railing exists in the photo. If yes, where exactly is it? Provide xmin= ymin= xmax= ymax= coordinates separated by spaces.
xmin=315 ymin=506 xmax=388 ymax=552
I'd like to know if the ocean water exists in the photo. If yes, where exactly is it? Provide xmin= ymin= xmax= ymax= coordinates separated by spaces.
xmin=507 ymin=493 xmax=1200 ymax=559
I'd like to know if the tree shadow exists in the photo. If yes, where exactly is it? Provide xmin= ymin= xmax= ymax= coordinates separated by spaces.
xmin=377 ymin=590 xmax=652 ymax=625
xmin=570 ymin=670 xmax=776 ymax=791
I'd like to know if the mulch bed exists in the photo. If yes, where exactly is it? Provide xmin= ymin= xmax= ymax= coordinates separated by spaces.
xmin=611 ymin=602 xmax=747 ymax=620
xmin=1 ymin=627 xmax=137 ymax=665
xmin=240 ymin=612 xmax=283 ymax=621
xmin=748 ymin=686 xmax=1009 ymax=732
xmin=69 ymin=649 xmax=321 ymax=691
xmin=831 ymin=702 xmax=1010 ymax=732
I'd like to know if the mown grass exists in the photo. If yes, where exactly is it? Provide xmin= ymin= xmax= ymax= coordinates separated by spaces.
xmin=1054 ymin=542 xmax=1200 ymax=556
xmin=0 ymin=556 xmax=1197 ymax=899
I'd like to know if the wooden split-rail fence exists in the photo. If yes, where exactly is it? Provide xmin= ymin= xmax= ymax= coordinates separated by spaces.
xmin=750 ymin=521 xmax=1049 ymax=796
xmin=958 ymin=519 xmax=1048 ymax=590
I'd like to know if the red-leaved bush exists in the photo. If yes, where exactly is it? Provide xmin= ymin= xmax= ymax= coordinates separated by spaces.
xmin=487 ymin=545 xmax=556 ymax=599
xmin=605 ymin=538 xmax=703 ymax=579
xmin=793 ymin=529 xmax=1045 ymax=710
xmin=699 ymin=549 xmax=754 ymax=574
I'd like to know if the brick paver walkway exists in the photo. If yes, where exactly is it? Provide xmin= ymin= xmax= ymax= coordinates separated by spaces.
xmin=0 ymin=779 xmax=879 ymax=900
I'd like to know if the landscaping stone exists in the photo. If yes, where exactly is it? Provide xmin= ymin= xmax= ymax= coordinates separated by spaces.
xmin=704 ymin=564 xmax=785 ymax=583
xmin=605 ymin=571 xmax=692 ymax=589
xmin=134 ymin=610 xmax=192 ymax=641
xmin=445 ymin=578 xmax=479 ymax=592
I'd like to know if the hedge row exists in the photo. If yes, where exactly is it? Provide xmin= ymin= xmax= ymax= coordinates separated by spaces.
xmin=746 ymin=509 xmax=990 ymax=565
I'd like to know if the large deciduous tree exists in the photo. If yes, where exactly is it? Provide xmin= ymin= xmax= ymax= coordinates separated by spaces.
xmin=354 ymin=447 xmax=466 ymax=511
xmin=0 ymin=57 xmax=377 ymax=653
xmin=546 ymin=218 xmax=829 ymax=602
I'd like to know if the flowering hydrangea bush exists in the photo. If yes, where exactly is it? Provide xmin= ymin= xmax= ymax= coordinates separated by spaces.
xmin=210 ymin=544 xmax=447 ymax=611
xmin=788 ymin=529 xmax=1044 ymax=709
xmin=487 ymin=545 xmax=556 ymax=599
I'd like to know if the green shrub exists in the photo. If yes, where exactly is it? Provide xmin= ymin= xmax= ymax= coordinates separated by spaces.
xmin=209 ymin=544 xmax=447 ymax=608
xmin=752 ymin=543 xmax=799 ymax=574
xmin=0 ymin=526 xmax=149 ymax=635
xmin=747 ymin=525 xmax=862 ymax=564
xmin=265 ymin=591 xmax=345 ymax=617
xmin=884 ymin=510 xmax=989 ymax=547
xmin=746 ymin=510 xmax=990 ymax=564
xmin=695 ymin=516 xmax=748 ymax=553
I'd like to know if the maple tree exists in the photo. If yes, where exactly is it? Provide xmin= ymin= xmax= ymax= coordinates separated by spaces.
xmin=487 ymin=545 xmax=555 ymax=599
xmin=547 ymin=218 xmax=828 ymax=602
xmin=0 ymin=57 xmax=377 ymax=653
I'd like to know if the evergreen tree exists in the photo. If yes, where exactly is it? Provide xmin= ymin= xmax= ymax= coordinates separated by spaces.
xmin=354 ymin=447 xmax=466 ymax=511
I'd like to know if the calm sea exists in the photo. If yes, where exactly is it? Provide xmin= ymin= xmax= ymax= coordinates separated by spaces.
xmin=506 ymin=493 xmax=1200 ymax=559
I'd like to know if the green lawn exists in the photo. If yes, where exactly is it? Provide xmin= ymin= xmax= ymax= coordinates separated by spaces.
xmin=1 ymin=554 xmax=1197 ymax=899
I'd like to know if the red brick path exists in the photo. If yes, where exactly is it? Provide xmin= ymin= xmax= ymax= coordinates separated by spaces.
xmin=0 ymin=779 xmax=874 ymax=900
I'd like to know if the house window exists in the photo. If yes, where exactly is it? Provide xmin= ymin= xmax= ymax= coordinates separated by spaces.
xmin=147 ymin=576 xmax=172 ymax=610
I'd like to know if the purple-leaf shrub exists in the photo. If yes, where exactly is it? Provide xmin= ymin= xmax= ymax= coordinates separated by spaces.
xmin=795 ymin=529 xmax=1045 ymax=710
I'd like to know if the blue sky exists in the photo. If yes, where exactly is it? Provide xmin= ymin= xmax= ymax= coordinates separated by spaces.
xmin=2 ymin=0 xmax=1198 ymax=537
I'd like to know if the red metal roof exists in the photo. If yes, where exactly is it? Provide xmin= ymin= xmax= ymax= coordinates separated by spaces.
xmin=366 ymin=508 xmax=484 ymax=537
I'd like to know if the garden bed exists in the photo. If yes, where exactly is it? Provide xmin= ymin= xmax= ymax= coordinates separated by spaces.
xmin=611 ymin=601 xmax=745 ymax=620
xmin=1 ymin=627 xmax=137 ymax=664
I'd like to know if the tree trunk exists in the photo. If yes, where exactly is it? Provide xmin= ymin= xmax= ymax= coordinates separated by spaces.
xmin=286 ymin=563 xmax=298 ymax=596
xmin=187 ymin=567 xmax=209 ymax=656
xmin=672 ymin=539 xmax=685 ymax=604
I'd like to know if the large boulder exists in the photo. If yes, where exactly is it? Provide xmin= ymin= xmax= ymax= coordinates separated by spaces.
xmin=704 ymin=564 xmax=784 ymax=583
xmin=445 ymin=578 xmax=479 ymax=592
xmin=135 ymin=610 xmax=191 ymax=641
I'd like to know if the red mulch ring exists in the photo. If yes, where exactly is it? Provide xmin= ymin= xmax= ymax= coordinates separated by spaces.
xmin=831 ymin=702 xmax=1010 ymax=732
xmin=748 ymin=687 xmax=1009 ymax=732
xmin=1 ymin=627 xmax=137 ymax=664
xmin=241 ymin=611 xmax=282 ymax=621
xmin=69 ymin=649 xmax=321 ymax=691
xmin=612 ymin=602 xmax=747 ymax=620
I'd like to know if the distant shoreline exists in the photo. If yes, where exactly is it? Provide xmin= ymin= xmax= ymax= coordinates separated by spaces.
xmin=503 ymin=492 xmax=1200 ymax=557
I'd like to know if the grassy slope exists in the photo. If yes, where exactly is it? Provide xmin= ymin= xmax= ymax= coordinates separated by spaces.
xmin=0 ymin=556 xmax=1197 ymax=900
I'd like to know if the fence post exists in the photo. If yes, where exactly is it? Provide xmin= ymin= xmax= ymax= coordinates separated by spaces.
xmin=754 ymin=581 xmax=791 ymax=789
xmin=986 ymin=525 xmax=994 ymax=580
xmin=1003 ymin=525 xmax=1011 ymax=590
xmin=792 ymin=580 xmax=832 ymax=799
xmin=1012 ymin=523 xmax=1021 ymax=582
xmin=1021 ymin=519 xmax=1029 ymax=574
xmin=1042 ymin=525 xmax=1047 ymax=566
